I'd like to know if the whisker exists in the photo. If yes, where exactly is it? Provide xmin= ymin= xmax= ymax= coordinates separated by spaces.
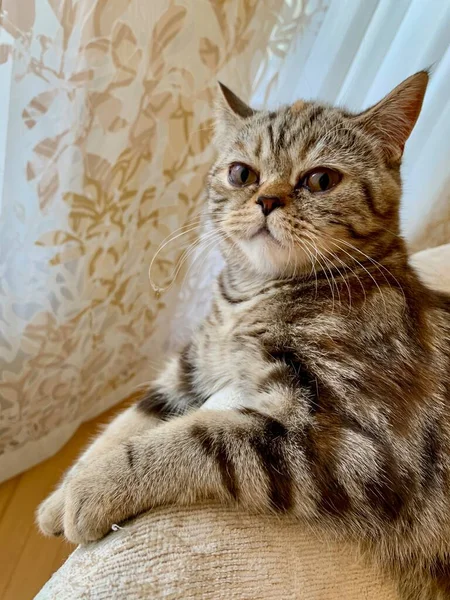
xmin=333 ymin=237 xmax=407 ymax=307
xmin=179 ymin=222 xmax=235 ymax=292
xmin=300 ymin=237 xmax=337 ymax=312
xmin=326 ymin=248 xmax=368 ymax=307
xmin=315 ymin=245 xmax=343 ymax=311
xmin=153 ymin=215 xmax=204 ymax=248
xmin=284 ymin=231 xmax=294 ymax=278
xmin=148 ymin=219 xmax=205 ymax=289
xmin=301 ymin=240 xmax=319 ymax=294
xmin=297 ymin=231 xmax=318 ymax=281
xmin=149 ymin=228 xmax=223 ymax=294
xmin=178 ymin=232 xmax=226 ymax=296
xmin=170 ymin=229 xmax=225 ymax=288
xmin=300 ymin=229 xmax=357 ymax=312
xmin=318 ymin=246 xmax=353 ymax=312
xmin=298 ymin=235 xmax=319 ymax=298
xmin=327 ymin=239 xmax=389 ymax=316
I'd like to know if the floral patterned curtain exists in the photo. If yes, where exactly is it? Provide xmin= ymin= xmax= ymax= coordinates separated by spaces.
xmin=0 ymin=0 xmax=328 ymax=481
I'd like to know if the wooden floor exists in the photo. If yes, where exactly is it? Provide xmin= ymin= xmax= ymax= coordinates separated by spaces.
xmin=0 ymin=400 xmax=130 ymax=600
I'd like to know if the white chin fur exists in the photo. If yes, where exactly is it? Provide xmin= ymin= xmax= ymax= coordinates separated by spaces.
xmin=238 ymin=236 xmax=309 ymax=277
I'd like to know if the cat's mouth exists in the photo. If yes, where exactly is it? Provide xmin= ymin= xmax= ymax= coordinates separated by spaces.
xmin=251 ymin=224 xmax=281 ymax=245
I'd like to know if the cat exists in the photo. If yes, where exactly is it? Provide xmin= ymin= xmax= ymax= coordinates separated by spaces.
xmin=38 ymin=71 xmax=450 ymax=599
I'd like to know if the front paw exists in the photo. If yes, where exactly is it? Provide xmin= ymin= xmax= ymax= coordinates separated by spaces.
xmin=37 ymin=485 xmax=66 ymax=537
xmin=62 ymin=453 xmax=140 ymax=544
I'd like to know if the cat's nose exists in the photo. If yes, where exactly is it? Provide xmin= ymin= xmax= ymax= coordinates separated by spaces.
xmin=256 ymin=195 xmax=285 ymax=216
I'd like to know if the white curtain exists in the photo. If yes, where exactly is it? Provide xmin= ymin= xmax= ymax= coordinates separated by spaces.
xmin=253 ymin=0 xmax=450 ymax=249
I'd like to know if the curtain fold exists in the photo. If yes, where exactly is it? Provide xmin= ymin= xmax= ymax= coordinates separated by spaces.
xmin=0 ymin=0 xmax=319 ymax=482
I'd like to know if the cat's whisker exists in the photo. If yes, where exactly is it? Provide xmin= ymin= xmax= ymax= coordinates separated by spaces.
xmin=373 ymin=223 xmax=404 ymax=239
xmin=315 ymin=246 xmax=343 ymax=312
xmin=311 ymin=238 xmax=369 ymax=307
xmin=319 ymin=246 xmax=353 ymax=312
xmin=300 ymin=229 xmax=358 ymax=312
xmin=149 ymin=228 xmax=224 ymax=294
xmin=319 ymin=250 xmax=342 ymax=308
xmin=331 ymin=237 xmax=407 ymax=308
xmin=294 ymin=230 xmax=318 ymax=281
xmin=171 ymin=230 xmax=226 ymax=290
xmin=186 ymin=124 xmax=214 ymax=143
xmin=152 ymin=215 xmax=204 ymax=249
xmin=283 ymin=231 xmax=294 ymax=278
xmin=300 ymin=236 xmax=337 ymax=312
xmin=298 ymin=235 xmax=319 ymax=299
xmin=296 ymin=233 xmax=338 ymax=308
xmin=148 ymin=218 xmax=205 ymax=290
xmin=317 ymin=122 xmax=344 ymax=142
xmin=327 ymin=239 xmax=389 ymax=317
xmin=324 ymin=232 xmax=406 ymax=307
xmin=289 ymin=231 xmax=310 ymax=281
xmin=301 ymin=240 xmax=318 ymax=283
xmin=151 ymin=228 xmax=217 ymax=289
xmin=178 ymin=230 xmax=229 ymax=295
xmin=331 ymin=252 xmax=368 ymax=308
xmin=291 ymin=231 xmax=316 ymax=290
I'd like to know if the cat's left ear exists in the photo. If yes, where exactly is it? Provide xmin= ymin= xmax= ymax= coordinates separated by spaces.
xmin=214 ymin=82 xmax=256 ymax=143
xmin=355 ymin=70 xmax=429 ymax=162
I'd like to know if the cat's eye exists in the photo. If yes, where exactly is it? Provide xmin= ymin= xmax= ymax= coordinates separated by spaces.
xmin=301 ymin=168 xmax=341 ymax=193
xmin=228 ymin=163 xmax=258 ymax=187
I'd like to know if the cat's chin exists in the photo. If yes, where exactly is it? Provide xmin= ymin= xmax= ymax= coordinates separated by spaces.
xmin=238 ymin=235 xmax=310 ymax=278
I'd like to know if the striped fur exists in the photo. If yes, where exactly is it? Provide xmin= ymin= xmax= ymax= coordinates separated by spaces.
xmin=38 ymin=72 xmax=450 ymax=599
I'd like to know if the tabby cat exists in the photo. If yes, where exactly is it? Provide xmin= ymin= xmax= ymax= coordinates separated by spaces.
xmin=38 ymin=71 xmax=450 ymax=600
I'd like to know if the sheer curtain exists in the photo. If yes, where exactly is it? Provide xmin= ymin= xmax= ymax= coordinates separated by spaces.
xmin=253 ymin=0 xmax=450 ymax=250
xmin=0 ymin=0 xmax=316 ymax=482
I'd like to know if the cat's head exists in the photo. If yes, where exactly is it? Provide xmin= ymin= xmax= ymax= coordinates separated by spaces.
xmin=206 ymin=72 xmax=428 ymax=278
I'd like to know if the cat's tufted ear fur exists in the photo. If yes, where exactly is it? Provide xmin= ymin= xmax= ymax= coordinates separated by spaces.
xmin=214 ymin=82 xmax=256 ymax=144
xmin=355 ymin=70 xmax=429 ymax=162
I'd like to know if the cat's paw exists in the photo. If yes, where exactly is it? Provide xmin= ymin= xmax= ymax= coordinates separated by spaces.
xmin=62 ymin=451 xmax=140 ymax=545
xmin=37 ymin=485 xmax=66 ymax=537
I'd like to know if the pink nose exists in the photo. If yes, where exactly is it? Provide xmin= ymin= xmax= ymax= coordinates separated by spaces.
xmin=256 ymin=195 xmax=285 ymax=216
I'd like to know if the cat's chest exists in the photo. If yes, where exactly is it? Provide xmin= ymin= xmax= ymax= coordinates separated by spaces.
xmin=198 ymin=301 xmax=341 ymax=401
xmin=198 ymin=305 xmax=285 ymax=394
xmin=199 ymin=384 xmax=247 ymax=411
xmin=204 ymin=306 xmax=265 ymax=365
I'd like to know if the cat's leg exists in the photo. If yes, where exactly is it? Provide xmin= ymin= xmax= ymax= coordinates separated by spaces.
xmin=37 ymin=345 xmax=205 ymax=537
xmin=55 ymin=400 xmax=419 ymax=545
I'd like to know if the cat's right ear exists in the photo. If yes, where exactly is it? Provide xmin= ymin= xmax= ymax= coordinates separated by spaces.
xmin=214 ymin=82 xmax=255 ymax=144
xmin=354 ymin=71 xmax=429 ymax=163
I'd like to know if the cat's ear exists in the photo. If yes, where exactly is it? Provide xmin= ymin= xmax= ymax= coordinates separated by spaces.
xmin=355 ymin=71 xmax=429 ymax=162
xmin=214 ymin=82 xmax=255 ymax=143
